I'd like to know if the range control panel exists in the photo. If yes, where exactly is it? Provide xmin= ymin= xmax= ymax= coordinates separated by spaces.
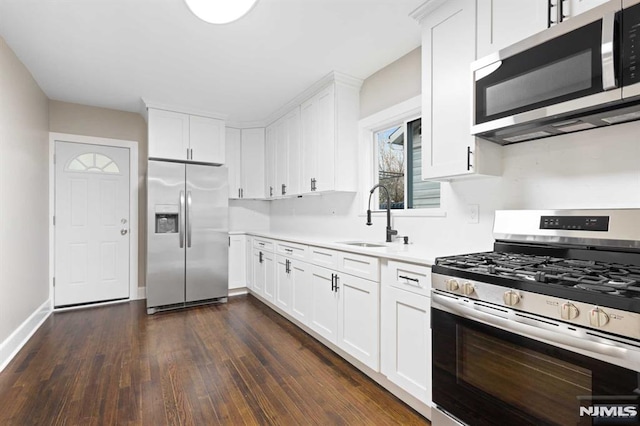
xmin=539 ymin=215 xmax=610 ymax=231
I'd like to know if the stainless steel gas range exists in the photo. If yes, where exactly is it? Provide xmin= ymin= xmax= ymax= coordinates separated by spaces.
xmin=431 ymin=209 xmax=640 ymax=426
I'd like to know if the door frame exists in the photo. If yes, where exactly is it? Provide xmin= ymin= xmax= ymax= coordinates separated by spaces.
xmin=48 ymin=132 xmax=139 ymax=309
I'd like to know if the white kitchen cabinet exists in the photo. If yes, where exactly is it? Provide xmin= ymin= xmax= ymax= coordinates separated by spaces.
xmin=476 ymin=0 xmax=548 ymax=58
xmin=228 ymin=234 xmax=247 ymax=290
xmin=309 ymin=263 xmax=380 ymax=370
xmin=226 ymin=128 xmax=242 ymax=199
xmin=381 ymin=260 xmax=432 ymax=405
xmin=336 ymin=272 xmax=379 ymax=370
xmin=269 ymin=107 xmax=302 ymax=197
xmin=148 ymin=108 xmax=225 ymax=164
xmin=227 ymin=127 xmax=265 ymax=199
xmin=566 ymin=0 xmax=610 ymax=18
xmin=309 ymin=265 xmax=339 ymax=343
xmin=274 ymin=118 xmax=288 ymax=196
xmin=275 ymin=254 xmax=311 ymax=321
xmin=418 ymin=0 xmax=501 ymax=180
xmin=381 ymin=285 xmax=431 ymax=405
xmin=252 ymin=247 xmax=275 ymax=302
xmin=190 ymin=115 xmax=225 ymax=164
xmin=300 ymin=80 xmax=360 ymax=194
xmin=264 ymin=124 xmax=277 ymax=199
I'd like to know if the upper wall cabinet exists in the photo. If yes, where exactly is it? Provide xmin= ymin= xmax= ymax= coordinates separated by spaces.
xmin=300 ymin=79 xmax=360 ymax=194
xmin=267 ymin=107 xmax=302 ymax=198
xmin=476 ymin=0 xmax=548 ymax=58
xmin=416 ymin=0 xmax=501 ymax=181
xmin=476 ymin=0 xmax=610 ymax=59
xmin=226 ymin=127 xmax=265 ymax=199
xmin=148 ymin=108 xmax=225 ymax=164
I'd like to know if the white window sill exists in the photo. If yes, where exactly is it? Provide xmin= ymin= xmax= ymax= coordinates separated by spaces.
xmin=357 ymin=208 xmax=447 ymax=218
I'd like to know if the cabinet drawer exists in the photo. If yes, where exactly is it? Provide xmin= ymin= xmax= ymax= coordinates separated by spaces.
xmin=384 ymin=260 xmax=431 ymax=297
xmin=275 ymin=241 xmax=308 ymax=260
xmin=253 ymin=237 xmax=274 ymax=252
xmin=338 ymin=252 xmax=379 ymax=282
xmin=308 ymin=246 xmax=338 ymax=269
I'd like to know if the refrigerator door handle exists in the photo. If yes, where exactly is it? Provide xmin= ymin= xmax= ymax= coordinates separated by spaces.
xmin=179 ymin=190 xmax=185 ymax=248
xmin=187 ymin=191 xmax=192 ymax=248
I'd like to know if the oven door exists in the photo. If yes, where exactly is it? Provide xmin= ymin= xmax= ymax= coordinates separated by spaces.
xmin=432 ymin=292 xmax=640 ymax=426
xmin=472 ymin=3 xmax=621 ymax=139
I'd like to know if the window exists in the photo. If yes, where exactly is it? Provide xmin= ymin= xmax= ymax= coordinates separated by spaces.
xmin=65 ymin=152 xmax=120 ymax=174
xmin=374 ymin=118 xmax=440 ymax=210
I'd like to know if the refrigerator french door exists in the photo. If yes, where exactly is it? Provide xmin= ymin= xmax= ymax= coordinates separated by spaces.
xmin=146 ymin=160 xmax=228 ymax=313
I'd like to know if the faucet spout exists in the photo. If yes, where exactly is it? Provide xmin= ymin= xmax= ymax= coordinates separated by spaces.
xmin=366 ymin=184 xmax=398 ymax=243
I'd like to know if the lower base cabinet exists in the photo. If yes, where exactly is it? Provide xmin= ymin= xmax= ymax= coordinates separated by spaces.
xmin=253 ymin=247 xmax=275 ymax=302
xmin=381 ymin=284 xmax=431 ymax=405
xmin=309 ymin=264 xmax=379 ymax=370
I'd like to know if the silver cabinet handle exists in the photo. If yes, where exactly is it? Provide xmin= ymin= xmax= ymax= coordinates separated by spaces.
xmin=179 ymin=191 xmax=185 ymax=248
xmin=187 ymin=191 xmax=192 ymax=248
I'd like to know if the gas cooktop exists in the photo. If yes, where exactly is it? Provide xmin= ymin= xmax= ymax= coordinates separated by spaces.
xmin=433 ymin=209 xmax=640 ymax=314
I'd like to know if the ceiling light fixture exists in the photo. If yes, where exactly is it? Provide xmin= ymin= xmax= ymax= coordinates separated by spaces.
xmin=184 ymin=0 xmax=259 ymax=24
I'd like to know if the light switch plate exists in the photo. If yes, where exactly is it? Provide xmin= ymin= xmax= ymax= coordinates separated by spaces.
xmin=468 ymin=204 xmax=479 ymax=224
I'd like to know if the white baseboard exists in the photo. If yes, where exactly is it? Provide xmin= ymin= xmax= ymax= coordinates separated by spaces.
xmin=136 ymin=286 xmax=146 ymax=300
xmin=0 ymin=299 xmax=52 ymax=373
xmin=229 ymin=287 xmax=248 ymax=297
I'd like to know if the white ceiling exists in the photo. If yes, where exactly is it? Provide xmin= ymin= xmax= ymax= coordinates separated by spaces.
xmin=0 ymin=0 xmax=424 ymax=123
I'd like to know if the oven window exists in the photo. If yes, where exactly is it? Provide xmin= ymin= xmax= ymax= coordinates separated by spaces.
xmin=458 ymin=327 xmax=591 ymax=425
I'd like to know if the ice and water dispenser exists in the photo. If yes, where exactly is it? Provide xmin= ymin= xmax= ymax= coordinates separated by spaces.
xmin=154 ymin=205 xmax=179 ymax=233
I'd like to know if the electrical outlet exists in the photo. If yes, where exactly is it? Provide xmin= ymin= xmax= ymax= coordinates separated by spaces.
xmin=468 ymin=204 xmax=479 ymax=224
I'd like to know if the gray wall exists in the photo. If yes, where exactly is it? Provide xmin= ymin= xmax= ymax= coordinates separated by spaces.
xmin=359 ymin=47 xmax=421 ymax=118
xmin=49 ymin=100 xmax=148 ymax=288
xmin=0 ymin=37 xmax=50 ymax=345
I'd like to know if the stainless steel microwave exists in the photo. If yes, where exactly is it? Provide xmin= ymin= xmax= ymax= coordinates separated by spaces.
xmin=471 ymin=0 xmax=640 ymax=144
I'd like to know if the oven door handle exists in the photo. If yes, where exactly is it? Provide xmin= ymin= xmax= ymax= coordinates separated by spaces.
xmin=432 ymin=293 xmax=627 ymax=358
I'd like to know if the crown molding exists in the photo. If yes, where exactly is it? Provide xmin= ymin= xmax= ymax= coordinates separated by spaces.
xmin=141 ymin=98 xmax=228 ymax=121
xmin=409 ymin=0 xmax=448 ymax=24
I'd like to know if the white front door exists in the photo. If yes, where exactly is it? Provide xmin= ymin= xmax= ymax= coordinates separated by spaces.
xmin=54 ymin=141 xmax=130 ymax=307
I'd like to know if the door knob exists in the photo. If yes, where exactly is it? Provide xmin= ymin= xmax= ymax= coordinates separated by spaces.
xmin=121 ymin=229 xmax=128 ymax=235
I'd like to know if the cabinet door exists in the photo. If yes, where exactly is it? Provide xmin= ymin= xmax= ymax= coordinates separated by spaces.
xmin=381 ymin=285 xmax=431 ymax=405
xmin=285 ymin=107 xmax=302 ymax=196
xmin=148 ymin=109 xmax=189 ymax=161
xmin=252 ymin=248 xmax=265 ymax=295
xmin=300 ymin=95 xmax=319 ymax=194
xmin=225 ymin=127 xmax=242 ymax=199
xmin=245 ymin=237 xmax=253 ymax=289
xmin=421 ymin=0 xmax=501 ymax=180
xmin=275 ymin=255 xmax=293 ymax=313
xmin=265 ymin=124 xmax=277 ymax=198
xmin=240 ymin=128 xmax=265 ymax=199
xmin=477 ymin=0 xmax=548 ymax=58
xmin=290 ymin=260 xmax=311 ymax=325
xmin=190 ymin=115 xmax=225 ymax=164
xmin=275 ymin=118 xmax=289 ymax=196
xmin=228 ymin=235 xmax=246 ymax=290
xmin=309 ymin=265 xmax=338 ymax=344
xmin=315 ymin=85 xmax=336 ymax=192
xmin=566 ymin=0 xmax=610 ymax=18
xmin=262 ymin=250 xmax=276 ymax=303
xmin=336 ymin=274 xmax=379 ymax=370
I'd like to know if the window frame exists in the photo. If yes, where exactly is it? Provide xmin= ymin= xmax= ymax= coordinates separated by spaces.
xmin=359 ymin=96 xmax=445 ymax=218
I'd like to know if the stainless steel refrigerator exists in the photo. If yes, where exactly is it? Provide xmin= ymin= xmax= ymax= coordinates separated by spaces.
xmin=146 ymin=160 xmax=228 ymax=314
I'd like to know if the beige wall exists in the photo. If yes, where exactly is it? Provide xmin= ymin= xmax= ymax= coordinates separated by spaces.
xmin=359 ymin=47 xmax=421 ymax=118
xmin=49 ymin=101 xmax=148 ymax=288
xmin=0 ymin=38 xmax=50 ymax=346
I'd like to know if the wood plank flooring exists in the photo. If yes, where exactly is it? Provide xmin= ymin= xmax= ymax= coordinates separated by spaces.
xmin=0 ymin=295 xmax=429 ymax=425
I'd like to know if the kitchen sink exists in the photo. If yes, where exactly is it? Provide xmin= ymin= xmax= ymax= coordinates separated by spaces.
xmin=339 ymin=241 xmax=388 ymax=248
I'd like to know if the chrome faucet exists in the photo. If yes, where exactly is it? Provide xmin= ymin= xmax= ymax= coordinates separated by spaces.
xmin=366 ymin=184 xmax=398 ymax=243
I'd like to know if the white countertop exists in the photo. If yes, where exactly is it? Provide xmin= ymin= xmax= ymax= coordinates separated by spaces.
xmin=229 ymin=231 xmax=466 ymax=266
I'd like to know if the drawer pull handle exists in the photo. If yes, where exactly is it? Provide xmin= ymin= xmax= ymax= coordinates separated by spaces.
xmin=399 ymin=275 xmax=421 ymax=285
xmin=285 ymin=248 xmax=293 ymax=253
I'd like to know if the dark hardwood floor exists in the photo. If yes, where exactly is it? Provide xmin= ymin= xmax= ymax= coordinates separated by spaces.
xmin=0 ymin=295 xmax=429 ymax=425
